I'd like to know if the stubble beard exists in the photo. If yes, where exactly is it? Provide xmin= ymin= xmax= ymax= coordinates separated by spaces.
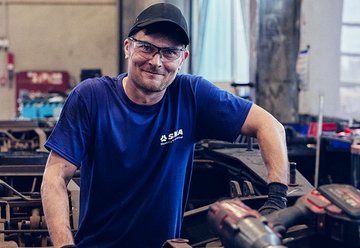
xmin=133 ymin=69 xmax=174 ymax=93
xmin=138 ymin=78 xmax=170 ymax=93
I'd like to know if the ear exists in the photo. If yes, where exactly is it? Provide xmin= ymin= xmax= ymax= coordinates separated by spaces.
xmin=124 ymin=39 xmax=130 ymax=59
xmin=182 ymin=49 xmax=189 ymax=62
xmin=178 ymin=50 xmax=189 ymax=70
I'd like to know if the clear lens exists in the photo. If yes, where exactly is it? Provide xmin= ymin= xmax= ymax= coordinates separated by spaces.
xmin=161 ymin=48 xmax=182 ymax=60
xmin=130 ymin=37 xmax=183 ymax=61
xmin=137 ymin=43 xmax=157 ymax=54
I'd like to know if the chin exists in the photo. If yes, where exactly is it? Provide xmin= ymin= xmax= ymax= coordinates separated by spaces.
xmin=137 ymin=81 xmax=166 ymax=93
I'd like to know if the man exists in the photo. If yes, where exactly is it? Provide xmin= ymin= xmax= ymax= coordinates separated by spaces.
xmin=41 ymin=3 xmax=288 ymax=248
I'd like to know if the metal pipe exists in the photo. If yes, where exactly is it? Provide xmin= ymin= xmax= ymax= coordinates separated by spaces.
xmin=314 ymin=95 xmax=324 ymax=188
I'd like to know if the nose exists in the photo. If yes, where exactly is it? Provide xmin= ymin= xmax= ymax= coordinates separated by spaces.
xmin=149 ymin=52 xmax=163 ymax=66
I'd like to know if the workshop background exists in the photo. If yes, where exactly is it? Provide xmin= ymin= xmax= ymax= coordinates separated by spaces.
xmin=0 ymin=0 xmax=360 ymax=247
xmin=0 ymin=0 xmax=359 ymax=121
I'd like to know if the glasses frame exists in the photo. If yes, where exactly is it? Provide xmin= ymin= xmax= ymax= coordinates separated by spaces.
xmin=128 ymin=37 xmax=185 ymax=62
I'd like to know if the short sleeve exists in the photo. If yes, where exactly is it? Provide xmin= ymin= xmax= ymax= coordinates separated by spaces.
xmin=45 ymin=88 xmax=91 ymax=167
xmin=193 ymin=78 xmax=253 ymax=142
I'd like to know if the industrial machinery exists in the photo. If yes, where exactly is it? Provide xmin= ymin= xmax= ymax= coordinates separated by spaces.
xmin=0 ymin=120 xmax=79 ymax=247
xmin=207 ymin=184 xmax=360 ymax=248
xmin=0 ymin=119 xmax=56 ymax=152
xmin=0 ymin=151 xmax=80 ymax=247
xmin=181 ymin=140 xmax=314 ymax=247
xmin=0 ymin=126 xmax=314 ymax=247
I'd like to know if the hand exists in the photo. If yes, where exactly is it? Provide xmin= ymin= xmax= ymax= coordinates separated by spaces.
xmin=258 ymin=182 xmax=288 ymax=216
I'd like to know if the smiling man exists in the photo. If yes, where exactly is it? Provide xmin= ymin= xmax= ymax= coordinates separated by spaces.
xmin=41 ymin=3 xmax=289 ymax=248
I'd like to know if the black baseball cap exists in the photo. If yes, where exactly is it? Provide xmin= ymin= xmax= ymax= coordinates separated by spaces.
xmin=128 ymin=3 xmax=189 ymax=45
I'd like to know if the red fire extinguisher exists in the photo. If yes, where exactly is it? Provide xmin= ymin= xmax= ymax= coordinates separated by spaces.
xmin=7 ymin=52 xmax=14 ymax=88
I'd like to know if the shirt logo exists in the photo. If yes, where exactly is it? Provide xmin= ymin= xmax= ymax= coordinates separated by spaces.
xmin=160 ymin=129 xmax=184 ymax=145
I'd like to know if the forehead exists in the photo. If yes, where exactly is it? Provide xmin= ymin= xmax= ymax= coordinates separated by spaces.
xmin=133 ymin=30 xmax=182 ymax=47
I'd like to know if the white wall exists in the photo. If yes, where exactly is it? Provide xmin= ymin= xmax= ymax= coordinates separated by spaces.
xmin=298 ymin=0 xmax=343 ymax=118
xmin=0 ymin=0 xmax=118 ymax=119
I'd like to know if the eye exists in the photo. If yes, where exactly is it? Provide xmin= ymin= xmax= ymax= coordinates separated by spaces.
xmin=162 ymin=49 xmax=180 ymax=58
xmin=139 ymin=43 xmax=155 ymax=53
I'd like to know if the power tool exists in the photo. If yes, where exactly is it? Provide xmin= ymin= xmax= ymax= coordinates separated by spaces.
xmin=208 ymin=184 xmax=360 ymax=248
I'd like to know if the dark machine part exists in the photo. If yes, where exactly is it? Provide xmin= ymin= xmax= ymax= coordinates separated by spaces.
xmin=0 ymin=179 xmax=49 ymax=247
xmin=0 ymin=119 xmax=55 ymax=153
xmin=0 ymin=166 xmax=79 ymax=247
xmin=207 ymin=184 xmax=360 ymax=248
xmin=162 ymin=239 xmax=192 ymax=248
xmin=181 ymin=140 xmax=313 ymax=247
xmin=0 ymin=121 xmax=80 ymax=247
xmin=0 ymin=149 xmax=48 ymax=247
xmin=207 ymin=198 xmax=285 ymax=248
xmin=288 ymin=162 xmax=297 ymax=186
xmin=267 ymin=184 xmax=360 ymax=247
xmin=285 ymin=122 xmax=358 ymax=188
xmin=197 ymin=141 xmax=314 ymax=201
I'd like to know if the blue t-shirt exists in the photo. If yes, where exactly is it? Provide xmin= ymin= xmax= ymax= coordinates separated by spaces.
xmin=45 ymin=73 xmax=252 ymax=248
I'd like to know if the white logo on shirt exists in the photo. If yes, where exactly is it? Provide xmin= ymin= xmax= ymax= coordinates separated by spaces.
xmin=160 ymin=129 xmax=184 ymax=145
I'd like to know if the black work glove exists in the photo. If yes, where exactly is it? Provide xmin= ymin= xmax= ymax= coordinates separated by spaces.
xmin=258 ymin=182 xmax=288 ymax=216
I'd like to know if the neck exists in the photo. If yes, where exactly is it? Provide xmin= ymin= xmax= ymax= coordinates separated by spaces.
xmin=122 ymin=77 xmax=165 ymax=105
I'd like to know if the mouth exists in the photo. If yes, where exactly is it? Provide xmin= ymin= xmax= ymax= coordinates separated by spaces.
xmin=142 ymin=69 xmax=163 ymax=76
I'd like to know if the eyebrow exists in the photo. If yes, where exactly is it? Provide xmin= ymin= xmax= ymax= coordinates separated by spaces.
xmin=130 ymin=37 xmax=184 ymax=50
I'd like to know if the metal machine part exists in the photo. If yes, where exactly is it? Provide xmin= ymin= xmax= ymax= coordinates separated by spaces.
xmin=0 ymin=121 xmax=79 ymax=247
xmin=267 ymin=184 xmax=360 ymax=247
xmin=182 ymin=141 xmax=314 ymax=247
xmin=0 ymin=175 xmax=49 ymax=246
xmin=197 ymin=140 xmax=314 ymax=201
xmin=0 ymin=165 xmax=79 ymax=247
xmin=162 ymin=238 xmax=192 ymax=248
xmin=207 ymin=184 xmax=360 ymax=248
xmin=0 ymin=120 xmax=55 ymax=153
xmin=208 ymin=198 xmax=285 ymax=248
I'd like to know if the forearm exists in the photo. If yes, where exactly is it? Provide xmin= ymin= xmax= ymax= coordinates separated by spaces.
xmin=256 ymin=119 xmax=289 ymax=215
xmin=41 ymin=174 xmax=74 ymax=247
xmin=257 ymin=119 xmax=288 ymax=184
xmin=241 ymin=104 xmax=289 ymax=184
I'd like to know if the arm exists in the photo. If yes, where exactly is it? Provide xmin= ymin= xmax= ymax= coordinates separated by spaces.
xmin=41 ymin=151 xmax=78 ymax=247
xmin=241 ymin=103 xmax=288 ymax=184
